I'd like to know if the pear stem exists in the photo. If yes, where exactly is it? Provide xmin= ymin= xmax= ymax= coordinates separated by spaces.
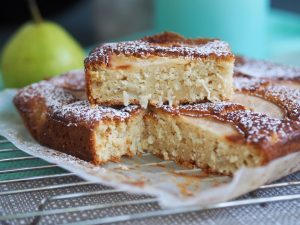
xmin=28 ymin=0 xmax=43 ymax=24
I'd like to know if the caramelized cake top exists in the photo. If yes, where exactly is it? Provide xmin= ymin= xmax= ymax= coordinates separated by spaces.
xmin=14 ymin=57 xmax=300 ymax=162
xmin=235 ymin=56 xmax=300 ymax=80
xmin=84 ymin=32 xmax=234 ymax=68
xmin=13 ymin=70 xmax=142 ymax=126
xmin=155 ymin=102 xmax=300 ymax=159
xmin=234 ymin=57 xmax=300 ymax=121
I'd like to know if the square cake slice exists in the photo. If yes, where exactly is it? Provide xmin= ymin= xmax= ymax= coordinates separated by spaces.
xmin=143 ymin=102 xmax=300 ymax=175
xmin=85 ymin=32 xmax=235 ymax=108
xmin=13 ymin=70 xmax=145 ymax=164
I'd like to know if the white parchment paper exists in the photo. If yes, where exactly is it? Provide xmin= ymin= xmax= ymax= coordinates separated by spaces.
xmin=1 ymin=89 xmax=300 ymax=208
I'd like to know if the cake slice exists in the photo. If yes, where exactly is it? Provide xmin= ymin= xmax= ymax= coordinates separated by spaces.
xmin=14 ymin=58 xmax=300 ymax=175
xmin=142 ymin=57 xmax=300 ymax=174
xmin=143 ymin=102 xmax=300 ymax=175
xmin=14 ymin=70 xmax=145 ymax=164
xmin=85 ymin=32 xmax=235 ymax=108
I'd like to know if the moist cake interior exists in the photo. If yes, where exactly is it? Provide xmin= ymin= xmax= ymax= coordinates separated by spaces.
xmin=85 ymin=32 xmax=234 ymax=108
xmin=14 ymin=57 xmax=300 ymax=175
xmin=142 ymin=93 xmax=285 ymax=174
xmin=87 ymin=55 xmax=234 ymax=108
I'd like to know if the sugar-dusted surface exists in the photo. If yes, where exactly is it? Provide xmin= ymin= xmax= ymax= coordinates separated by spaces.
xmin=4 ymin=89 xmax=300 ymax=207
xmin=258 ymin=85 xmax=300 ymax=122
xmin=233 ymin=76 xmax=269 ymax=92
xmin=234 ymin=58 xmax=300 ymax=122
xmin=16 ymin=62 xmax=300 ymax=153
xmin=52 ymin=100 xmax=141 ymax=124
xmin=235 ymin=57 xmax=300 ymax=80
xmin=85 ymin=32 xmax=234 ymax=67
xmin=50 ymin=69 xmax=86 ymax=91
xmin=14 ymin=71 xmax=141 ymax=124
xmin=9 ymin=56 xmax=300 ymax=207
xmin=226 ymin=110 xmax=300 ymax=144
xmin=155 ymin=102 xmax=245 ymax=117
xmin=14 ymin=56 xmax=300 ymax=166
xmin=156 ymin=102 xmax=300 ymax=156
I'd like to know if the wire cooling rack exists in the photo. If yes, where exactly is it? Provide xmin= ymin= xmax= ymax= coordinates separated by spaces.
xmin=1 ymin=135 xmax=300 ymax=225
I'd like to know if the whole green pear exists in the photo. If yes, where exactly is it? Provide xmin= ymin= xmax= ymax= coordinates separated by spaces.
xmin=0 ymin=21 xmax=85 ymax=88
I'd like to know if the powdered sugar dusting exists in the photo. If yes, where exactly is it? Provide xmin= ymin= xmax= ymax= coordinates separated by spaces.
xmin=158 ymin=102 xmax=245 ymax=117
xmin=4 ymin=88 xmax=300 ymax=207
xmin=233 ymin=76 xmax=269 ymax=92
xmin=85 ymin=33 xmax=233 ymax=67
xmin=16 ymin=81 xmax=76 ymax=107
xmin=234 ymin=75 xmax=300 ymax=123
xmin=226 ymin=110 xmax=300 ymax=145
xmin=157 ymin=99 xmax=300 ymax=149
xmin=262 ymin=85 xmax=300 ymax=121
xmin=53 ymin=100 xmax=140 ymax=123
xmin=235 ymin=57 xmax=300 ymax=80
xmin=7 ymin=55 xmax=300 ymax=207
xmin=50 ymin=69 xmax=86 ymax=91
xmin=14 ymin=56 xmax=300 ymax=165
xmin=15 ymin=71 xmax=141 ymax=124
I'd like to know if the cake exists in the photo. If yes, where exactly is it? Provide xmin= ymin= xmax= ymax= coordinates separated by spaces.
xmin=143 ymin=103 xmax=298 ymax=174
xmin=85 ymin=32 xmax=235 ymax=108
xmin=14 ymin=58 xmax=300 ymax=174
xmin=13 ymin=70 xmax=145 ymax=164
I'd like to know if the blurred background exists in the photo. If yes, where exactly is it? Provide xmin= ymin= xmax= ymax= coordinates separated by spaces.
xmin=0 ymin=0 xmax=300 ymax=88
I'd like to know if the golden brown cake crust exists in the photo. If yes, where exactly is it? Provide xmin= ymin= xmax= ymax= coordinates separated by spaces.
xmin=234 ymin=57 xmax=300 ymax=121
xmin=13 ymin=70 xmax=142 ymax=164
xmin=234 ymin=56 xmax=300 ymax=81
xmin=150 ymin=57 xmax=300 ymax=163
xmin=153 ymin=103 xmax=300 ymax=163
xmin=14 ymin=57 xmax=300 ymax=168
xmin=14 ymin=70 xmax=142 ymax=124
xmin=85 ymin=32 xmax=235 ymax=106
xmin=84 ymin=32 xmax=234 ymax=69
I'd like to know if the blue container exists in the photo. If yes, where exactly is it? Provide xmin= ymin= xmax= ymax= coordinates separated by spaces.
xmin=155 ymin=0 xmax=269 ymax=58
